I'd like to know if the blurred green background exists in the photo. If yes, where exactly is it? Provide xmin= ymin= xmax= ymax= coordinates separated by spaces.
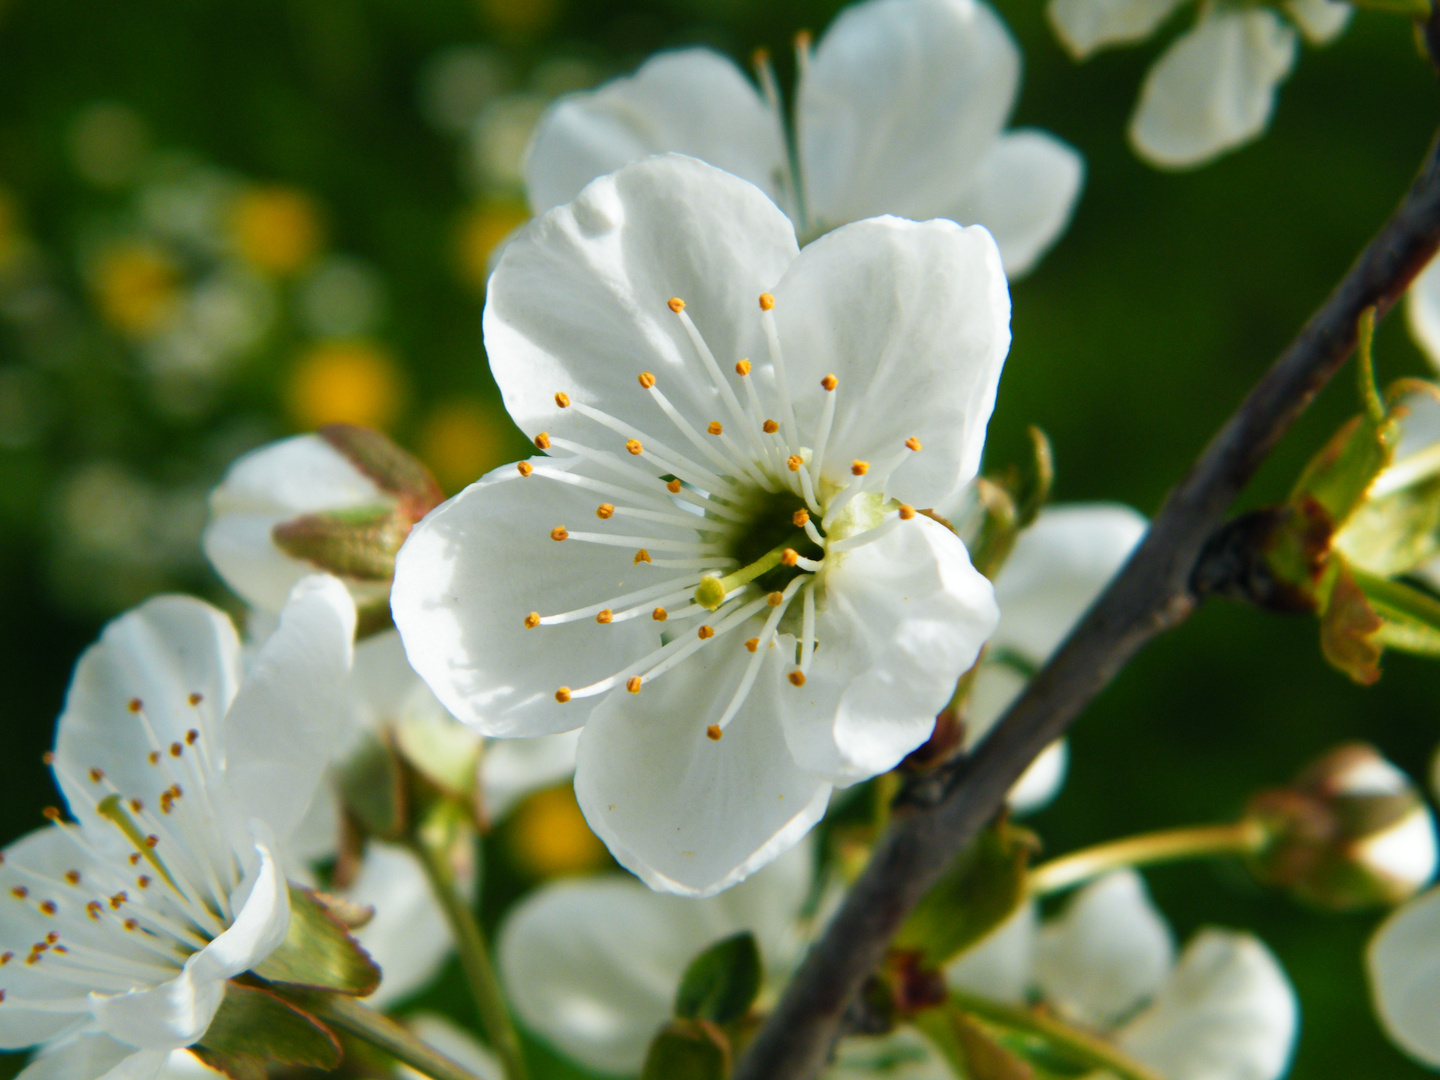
xmin=0 ymin=0 xmax=1438 ymax=1076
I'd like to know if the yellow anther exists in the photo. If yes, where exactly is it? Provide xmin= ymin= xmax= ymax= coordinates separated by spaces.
xmin=706 ymin=725 xmax=723 ymax=741
xmin=666 ymin=478 xmax=682 ymax=494
xmin=899 ymin=505 xmax=916 ymax=520
xmin=668 ymin=297 xmax=686 ymax=313
xmin=821 ymin=373 xmax=837 ymax=391
xmin=550 ymin=526 xmax=569 ymax=541
xmin=905 ymin=436 xmax=922 ymax=452
xmin=638 ymin=371 xmax=656 ymax=388
xmin=535 ymin=432 xmax=551 ymax=450
xmin=707 ymin=421 xmax=723 ymax=435
xmin=596 ymin=609 xmax=613 ymax=624
xmin=851 ymin=460 xmax=869 ymax=476
xmin=793 ymin=509 xmax=809 ymax=527
xmin=596 ymin=503 xmax=615 ymax=519
xmin=763 ymin=419 xmax=780 ymax=434
xmin=652 ymin=607 xmax=668 ymax=622
xmin=759 ymin=293 xmax=775 ymax=311
xmin=787 ymin=455 xmax=804 ymax=472
xmin=524 ymin=612 xmax=541 ymax=629
xmin=627 ymin=677 xmax=642 ymax=694
xmin=517 ymin=461 xmax=533 ymax=477
xmin=781 ymin=548 xmax=799 ymax=567
xmin=745 ymin=638 xmax=760 ymax=653
xmin=555 ymin=392 xmax=571 ymax=408
xmin=752 ymin=45 xmax=770 ymax=66
xmin=736 ymin=359 xmax=752 ymax=376
xmin=555 ymin=688 xmax=572 ymax=703
xmin=635 ymin=549 xmax=652 ymax=564
xmin=695 ymin=576 xmax=727 ymax=611
xmin=796 ymin=29 xmax=812 ymax=50
xmin=698 ymin=625 xmax=715 ymax=640
xmin=788 ymin=670 xmax=806 ymax=687
xmin=767 ymin=591 xmax=783 ymax=606
xmin=626 ymin=439 xmax=643 ymax=455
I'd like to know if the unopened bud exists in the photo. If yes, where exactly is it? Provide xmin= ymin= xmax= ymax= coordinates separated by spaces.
xmin=1247 ymin=742 xmax=1438 ymax=909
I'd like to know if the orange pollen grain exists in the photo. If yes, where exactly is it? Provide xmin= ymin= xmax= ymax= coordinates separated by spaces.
xmin=787 ymin=455 xmax=803 ymax=472
xmin=781 ymin=548 xmax=799 ymax=567
xmin=905 ymin=436 xmax=922 ymax=452
xmin=792 ymin=509 xmax=809 ymax=527
xmin=736 ymin=359 xmax=751 ymax=376
xmin=550 ymin=526 xmax=569 ymax=542
xmin=88 ymin=768 xmax=104 ymax=783
xmin=666 ymin=479 xmax=682 ymax=494
xmin=64 ymin=871 xmax=80 ymax=886
xmin=626 ymin=677 xmax=642 ymax=694
xmin=596 ymin=503 xmax=615 ymax=519
xmin=517 ymin=461 xmax=533 ymax=477
xmin=186 ymin=729 xmax=199 ymax=745
xmin=555 ymin=687 xmax=572 ymax=703
xmin=851 ymin=460 xmax=869 ymax=476
xmin=626 ymin=439 xmax=643 ymax=455
xmin=668 ymin=297 xmax=686 ymax=313
xmin=788 ymin=670 xmax=806 ymax=687
xmin=39 ymin=902 xmax=56 ymax=915
xmin=763 ymin=419 xmax=780 ymax=434
xmin=698 ymin=625 xmax=715 ymax=640
xmin=899 ymin=505 xmax=916 ymax=520
xmin=707 ymin=421 xmax=723 ymax=435
xmin=821 ymin=374 xmax=837 ymax=391
xmin=41 ymin=752 xmax=54 ymax=766
xmin=554 ymin=391 xmax=571 ymax=408
xmin=652 ymin=607 xmax=668 ymax=622
xmin=745 ymin=638 xmax=759 ymax=653
xmin=169 ymin=742 xmax=182 ymax=758
xmin=188 ymin=692 xmax=203 ymax=706
xmin=635 ymin=549 xmax=652 ymax=564
xmin=759 ymin=293 xmax=775 ymax=311
xmin=707 ymin=725 xmax=723 ymax=741
xmin=127 ymin=699 xmax=142 ymax=713
xmin=42 ymin=808 xmax=60 ymax=823
xmin=148 ymin=752 xmax=160 ymax=765
xmin=767 ymin=592 xmax=783 ymax=606
xmin=136 ymin=876 xmax=151 ymax=889
xmin=524 ymin=612 xmax=541 ymax=629
xmin=534 ymin=432 xmax=551 ymax=450
xmin=638 ymin=371 xmax=656 ymax=388
xmin=596 ymin=609 xmax=613 ymax=624
xmin=10 ymin=887 xmax=26 ymax=899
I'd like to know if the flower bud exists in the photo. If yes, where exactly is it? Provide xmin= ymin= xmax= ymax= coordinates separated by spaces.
xmin=205 ymin=424 xmax=444 ymax=625
xmin=1247 ymin=743 xmax=1438 ymax=910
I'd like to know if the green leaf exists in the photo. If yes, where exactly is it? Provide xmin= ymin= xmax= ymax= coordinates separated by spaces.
xmin=1291 ymin=413 xmax=1398 ymax=531
xmin=193 ymin=982 xmax=341 ymax=1073
xmin=912 ymin=1008 xmax=1035 ymax=1080
xmin=337 ymin=733 xmax=408 ymax=839
xmin=893 ymin=820 xmax=1036 ymax=969
xmin=254 ymin=884 xmax=381 ymax=995
xmin=640 ymin=1019 xmax=731 ymax=1080
xmin=674 ymin=932 xmax=763 ymax=1025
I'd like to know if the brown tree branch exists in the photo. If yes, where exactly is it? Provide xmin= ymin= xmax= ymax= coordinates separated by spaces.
xmin=735 ymin=126 xmax=1440 ymax=1080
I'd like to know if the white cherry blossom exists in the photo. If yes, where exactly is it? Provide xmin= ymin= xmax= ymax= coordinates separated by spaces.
xmin=1408 ymin=256 xmax=1440 ymax=375
xmin=950 ymin=870 xmax=1299 ymax=1080
xmin=393 ymin=154 xmax=1006 ymax=896
xmin=0 ymin=577 xmax=356 ymax=1080
xmin=1048 ymin=0 xmax=1349 ymax=169
xmin=524 ymin=0 xmax=1083 ymax=278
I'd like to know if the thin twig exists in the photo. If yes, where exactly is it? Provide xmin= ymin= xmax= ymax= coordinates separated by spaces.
xmin=735 ymin=125 xmax=1440 ymax=1080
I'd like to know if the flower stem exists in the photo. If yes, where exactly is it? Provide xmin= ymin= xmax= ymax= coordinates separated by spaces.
xmin=408 ymin=837 xmax=530 ymax=1080
xmin=944 ymin=990 xmax=1165 ymax=1080
xmin=1028 ymin=819 xmax=1268 ymax=896
xmin=310 ymin=993 xmax=491 ymax=1080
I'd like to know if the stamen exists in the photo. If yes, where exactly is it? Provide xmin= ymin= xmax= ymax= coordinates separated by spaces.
xmin=810 ymin=375 xmax=839 ymax=492
xmin=570 ymin=400 xmax=742 ymax=497
xmin=781 ymin=548 xmax=799 ymax=567
xmin=653 ymin=608 xmax=668 ymax=622
xmin=517 ymin=462 xmax=533 ymax=477
xmin=707 ymin=725 xmax=722 ymax=741
xmin=666 ymin=479 xmax=682 ymax=494
xmin=788 ymin=670 xmax=806 ymax=687
xmin=763 ymin=420 xmax=779 ymax=434
xmin=745 ymin=638 xmax=760 ymax=652
xmin=596 ymin=610 xmax=613 ymax=624
xmin=626 ymin=439 xmax=643 ymax=456
xmin=634 ymin=550 xmax=651 ymax=564
xmin=627 ymin=677 xmax=642 ymax=694
xmin=707 ymin=422 xmax=723 ymax=435
xmin=793 ymin=509 xmax=809 ymax=526
xmin=534 ymin=577 xmax=699 ymax=626
xmin=555 ymin=392 xmax=571 ymax=408
xmin=550 ymin=527 xmax=569 ymax=541
xmin=596 ymin=504 xmax=614 ymax=518
xmin=535 ymin=433 xmax=551 ymax=450
xmin=851 ymin=461 xmax=869 ymax=476
xmin=562 ymin=531 xmax=723 ymax=554
xmin=713 ymin=577 xmax=804 ymax=732
xmin=802 ymin=516 xmax=825 ymax=547
xmin=555 ymin=688 xmax=572 ymax=703
xmin=899 ymin=505 xmax=916 ymax=520
xmin=641 ymin=380 xmax=768 ymax=488
xmin=905 ymin=437 xmax=922 ymax=452
xmin=800 ymin=582 xmax=816 ymax=674
xmin=545 ymin=437 xmax=742 ymax=519
xmin=638 ymin=372 xmax=656 ymax=389
xmin=670 ymin=304 xmax=762 ymax=459
xmin=736 ymin=360 xmax=751 ymax=376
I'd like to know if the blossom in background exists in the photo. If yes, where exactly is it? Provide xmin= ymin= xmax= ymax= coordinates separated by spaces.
xmin=963 ymin=502 xmax=1147 ymax=811
xmin=1048 ymin=0 xmax=1351 ymax=169
xmin=1408 ymin=256 xmax=1440 ymax=372
xmin=393 ymin=153 xmax=1007 ymax=896
xmin=525 ymin=0 xmax=1083 ymax=278
xmin=950 ymin=869 xmax=1299 ymax=1080
xmin=0 ymin=577 xmax=356 ymax=1080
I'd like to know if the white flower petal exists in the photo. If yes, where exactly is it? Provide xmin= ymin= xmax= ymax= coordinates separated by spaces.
xmin=780 ymin=515 xmax=998 ymax=783
xmin=222 ymin=575 xmax=356 ymax=841
xmin=524 ymin=49 xmax=790 ymax=218
xmin=499 ymin=846 xmax=811 ymax=1075
xmin=54 ymin=596 xmax=244 ymax=837
xmin=393 ymin=463 xmax=666 ymax=738
xmin=992 ymin=503 xmax=1147 ymax=663
xmin=940 ymin=130 xmax=1084 ymax=279
xmin=1118 ymin=929 xmax=1298 ymax=1080
xmin=1036 ymin=870 xmax=1175 ymax=1029
xmin=1047 ymin=0 xmax=1187 ymax=58
xmin=772 ymin=217 xmax=1010 ymax=509
xmin=1129 ymin=9 xmax=1297 ymax=170
xmin=157 ymin=1051 xmax=225 ymax=1079
xmin=1368 ymin=886 xmax=1440 ymax=1067
xmin=203 ymin=434 xmax=389 ymax=613
xmin=575 ymin=637 xmax=831 ymax=896
xmin=945 ymin=900 xmax=1037 ymax=1004
xmin=1007 ymin=739 xmax=1068 ymax=814
xmin=347 ymin=842 xmax=464 ymax=1008
xmin=19 ymin=1037 xmax=166 ymax=1080
xmin=481 ymin=731 xmax=581 ymax=820
xmin=1406 ymin=254 xmax=1440 ymax=368
xmin=485 ymin=154 xmax=797 ymax=445
xmin=797 ymin=0 xmax=1019 ymax=230
xmin=1283 ymin=0 xmax=1351 ymax=44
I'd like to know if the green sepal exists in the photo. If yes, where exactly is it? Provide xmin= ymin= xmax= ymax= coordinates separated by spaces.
xmin=640 ymin=1019 xmax=731 ymax=1080
xmin=337 ymin=733 xmax=409 ymax=840
xmin=396 ymin=711 xmax=483 ymax=800
xmin=272 ymin=503 xmax=409 ymax=582
xmin=253 ymin=884 xmax=381 ymax=996
xmin=967 ymin=428 xmax=1054 ymax=581
xmin=911 ymin=1008 xmax=1035 ymax=1080
xmin=1316 ymin=556 xmax=1385 ymax=685
xmin=319 ymin=423 xmax=446 ymax=518
xmin=1290 ymin=413 xmax=1399 ymax=533
xmin=192 ymin=982 xmax=341 ymax=1075
xmin=674 ymin=931 xmax=763 ymax=1025
xmin=893 ymin=819 xmax=1037 ymax=969
xmin=1352 ymin=566 xmax=1440 ymax=656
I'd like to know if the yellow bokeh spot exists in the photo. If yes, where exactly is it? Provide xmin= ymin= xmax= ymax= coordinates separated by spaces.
xmin=0 ymin=188 xmax=20 ymax=272
xmin=285 ymin=340 xmax=405 ymax=431
xmin=456 ymin=202 xmax=529 ymax=295
xmin=419 ymin=399 xmax=508 ymax=492
xmin=231 ymin=186 xmax=324 ymax=276
xmin=94 ymin=243 xmax=181 ymax=338
xmin=477 ymin=0 xmax=559 ymax=36
xmin=506 ymin=785 xmax=606 ymax=878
